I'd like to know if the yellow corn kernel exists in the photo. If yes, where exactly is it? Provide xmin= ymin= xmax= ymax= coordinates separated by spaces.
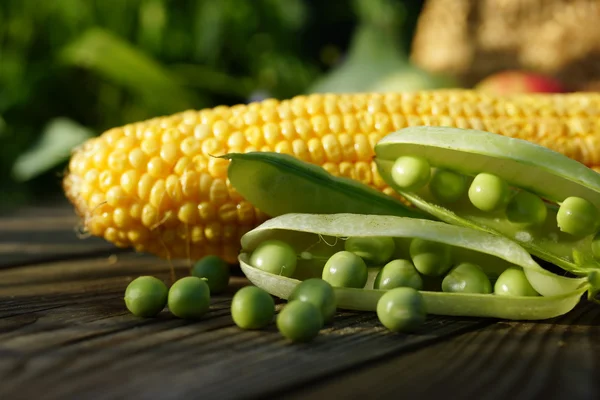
xmin=213 ymin=121 xmax=231 ymax=142
xmin=106 ymin=186 xmax=129 ymax=207
xmin=179 ymin=171 xmax=199 ymax=201
xmin=127 ymin=228 xmax=149 ymax=244
xmin=161 ymin=210 xmax=180 ymax=228
xmin=107 ymin=151 xmax=129 ymax=173
xmin=120 ymin=170 xmax=139 ymax=195
xmin=173 ymin=157 xmax=193 ymax=176
xmin=141 ymin=137 xmax=161 ymax=155
xmin=141 ymin=204 xmax=159 ymax=228
xmin=113 ymin=208 xmax=133 ymax=228
xmin=201 ymin=137 xmax=225 ymax=156
xmin=322 ymin=134 xmax=342 ymax=163
xmin=63 ymin=90 xmax=600 ymax=263
xmin=92 ymin=148 xmax=109 ymax=168
xmin=69 ymin=154 xmax=90 ymax=177
xmin=207 ymin=157 xmax=229 ymax=179
xmin=149 ymin=179 xmax=170 ymax=210
xmin=160 ymin=142 xmax=180 ymax=165
xmin=88 ymin=193 xmax=106 ymax=211
xmin=147 ymin=157 xmax=169 ymax=178
xmin=98 ymin=171 xmax=117 ymax=191
xmin=104 ymin=129 xmax=123 ymax=146
xmin=237 ymin=201 xmax=256 ymax=225
xmin=180 ymin=137 xmax=202 ymax=156
xmin=274 ymin=141 xmax=292 ymax=154
xmin=198 ymin=201 xmax=217 ymax=222
xmin=104 ymin=227 xmax=119 ymax=243
xmin=166 ymin=175 xmax=184 ymax=205
xmin=128 ymin=148 xmax=147 ymax=169
xmin=130 ymin=202 xmax=143 ymax=220
xmin=178 ymin=202 xmax=198 ymax=224
xmin=137 ymin=174 xmax=154 ymax=202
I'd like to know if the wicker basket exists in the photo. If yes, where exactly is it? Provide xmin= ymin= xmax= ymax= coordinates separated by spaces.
xmin=410 ymin=0 xmax=600 ymax=90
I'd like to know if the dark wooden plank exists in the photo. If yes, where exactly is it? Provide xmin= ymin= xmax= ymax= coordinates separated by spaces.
xmin=0 ymin=199 xmax=121 ymax=268
xmin=0 ymin=307 xmax=487 ymax=400
xmin=0 ymin=253 xmax=490 ymax=400
xmin=286 ymin=301 xmax=600 ymax=400
xmin=0 ymin=253 xmax=187 ymax=291
xmin=2 ymin=205 xmax=599 ymax=400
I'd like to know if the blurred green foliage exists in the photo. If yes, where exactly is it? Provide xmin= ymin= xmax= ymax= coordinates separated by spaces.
xmin=0 ymin=0 xmax=450 ymax=209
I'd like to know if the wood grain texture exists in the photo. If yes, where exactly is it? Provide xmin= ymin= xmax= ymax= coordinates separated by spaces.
xmin=289 ymin=301 xmax=600 ymax=400
xmin=2 ymin=201 xmax=600 ymax=400
xmin=0 ymin=253 xmax=490 ymax=400
xmin=0 ymin=199 xmax=121 ymax=268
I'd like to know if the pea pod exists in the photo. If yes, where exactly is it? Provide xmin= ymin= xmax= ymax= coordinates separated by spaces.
xmin=374 ymin=126 xmax=600 ymax=276
xmin=239 ymin=213 xmax=592 ymax=320
xmin=221 ymin=152 xmax=426 ymax=218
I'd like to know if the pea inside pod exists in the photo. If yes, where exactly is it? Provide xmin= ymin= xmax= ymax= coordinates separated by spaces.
xmin=374 ymin=126 xmax=600 ymax=276
xmin=239 ymin=213 xmax=590 ymax=321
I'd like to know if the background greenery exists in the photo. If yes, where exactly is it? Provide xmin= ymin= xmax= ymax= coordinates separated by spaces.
xmin=1 ymin=0 xmax=457 ymax=209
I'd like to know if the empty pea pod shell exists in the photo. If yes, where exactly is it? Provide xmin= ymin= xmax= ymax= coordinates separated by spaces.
xmin=221 ymin=152 xmax=427 ymax=219
xmin=374 ymin=126 xmax=600 ymax=277
xmin=239 ymin=213 xmax=591 ymax=321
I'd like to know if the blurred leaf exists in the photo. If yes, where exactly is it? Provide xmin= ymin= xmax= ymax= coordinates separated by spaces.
xmin=353 ymin=0 xmax=407 ymax=32
xmin=0 ymin=51 xmax=28 ymax=111
xmin=12 ymin=117 xmax=93 ymax=182
xmin=49 ymin=0 xmax=93 ymax=36
xmin=60 ymin=27 xmax=197 ymax=114
xmin=95 ymin=0 xmax=138 ymax=38
xmin=5 ymin=6 xmax=35 ymax=48
xmin=0 ymin=115 xmax=5 ymax=137
xmin=137 ymin=0 xmax=167 ymax=54
xmin=257 ymin=53 xmax=319 ymax=98
xmin=267 ymin=0 xmax=307 ymax=31
xmin=308 ymin=24 xmax=408 ymax=93
xmin=193 ymin=1 xmax=225 ymax=64
xmin=369 ymin=68 xmax=458 ymax=92
xmin=172 ymin=63 xmax=254 ymax=98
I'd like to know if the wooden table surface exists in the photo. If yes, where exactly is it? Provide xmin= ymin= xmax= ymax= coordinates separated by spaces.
xmin=1 ymin=199 xmax=599 ymax=400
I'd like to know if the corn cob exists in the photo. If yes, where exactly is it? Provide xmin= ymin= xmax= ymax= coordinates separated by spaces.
xmin=63 ymin=89 xmax=600 ymax=263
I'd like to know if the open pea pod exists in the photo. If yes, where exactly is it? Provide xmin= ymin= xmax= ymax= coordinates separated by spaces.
xmin=221 ymin=152 xmax=426 ymax=218
xmin=374 ymin=126 xmax=600 ymax=277
xmin=239 ymin=213 xmax=593 ymax=320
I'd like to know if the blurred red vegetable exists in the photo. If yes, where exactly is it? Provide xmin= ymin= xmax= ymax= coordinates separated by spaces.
xmin=475 ymin=71 xmax=567 ymax=95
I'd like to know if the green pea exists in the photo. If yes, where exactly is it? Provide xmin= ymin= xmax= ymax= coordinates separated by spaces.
xmin=506 ymin=190 xmax=547 ymax=226
xmin=231 ymin=286 xmax=275 ymax=329
xmin=429 ymin=169 xmax=468 ymax=203
xmin=344 ymin=236 xmax=396 ymax=265
xmin=374 ymin=259 xmax=423 ymax=290
xmin=376 ymin=287 xmax=427 ymax=333
xmin=468 ymin=172 xmax=509 ymax=212
xmin=409 ymin=238 xmax=452 ymax=277
xmin=391 ymin=156 xmax=431 ymax=190
xmin=250 ymin=239 xmax=297 ymax=277
xmin=557 ymin=196 xmax=599 ymax=237
xmin=168 ymin=276 xmax=211 ymax=319
xmin=191 ymin=255 xmax=230 ymax=294
xmin=322 ymin=251 xmax=368 ymax=288
xmin=124 ymin=276 xmax=168 ymax=317
xmin=441 ymin=262 xmax=492 ymax=294
xmin=289 ymin=278 xmax=336 ymax=324
xmin=277 ymin=301 xmax=323 ymax=342
xmin=494 ymin=267 xmax=540 ymax=297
